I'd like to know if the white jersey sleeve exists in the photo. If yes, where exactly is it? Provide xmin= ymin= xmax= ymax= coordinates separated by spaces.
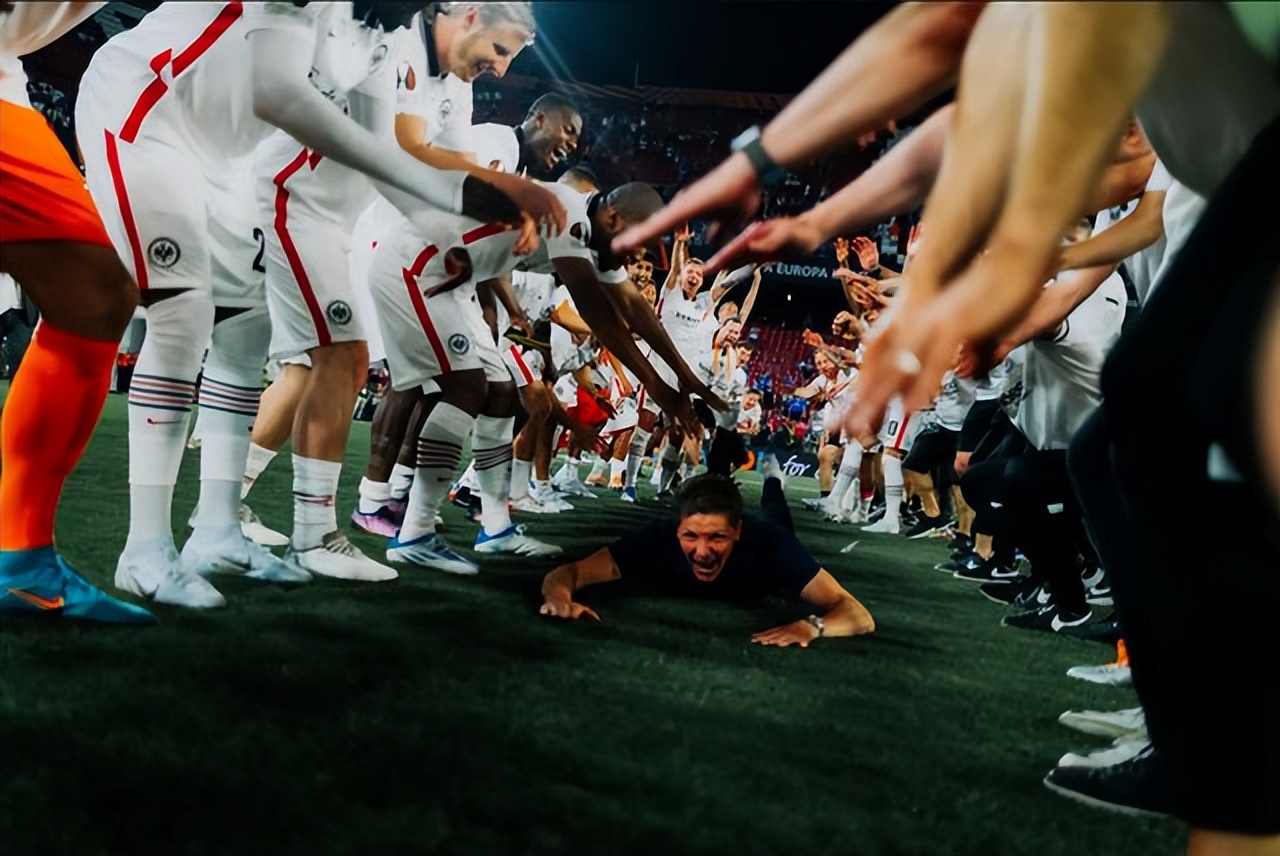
xmin=392 ymin=19 xmax=474 ymax=152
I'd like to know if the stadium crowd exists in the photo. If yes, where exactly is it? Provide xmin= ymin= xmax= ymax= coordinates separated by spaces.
xmin=1 ymin=3 xmax=1277 ymax=855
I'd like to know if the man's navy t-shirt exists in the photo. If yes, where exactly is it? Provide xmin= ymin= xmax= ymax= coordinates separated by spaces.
xmin=607 ymin=513 xmax=821 ymax=601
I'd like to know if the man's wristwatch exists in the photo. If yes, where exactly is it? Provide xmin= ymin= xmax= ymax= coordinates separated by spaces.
xmin=730 ymin=125 xmax=788 ymax=186
xmin=804 ymin=614 xmax=825 ymax=638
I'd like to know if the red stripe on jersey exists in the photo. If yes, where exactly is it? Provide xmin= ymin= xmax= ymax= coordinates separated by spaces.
xmin=508 ymin=345 xmax=535 ymax=384
xmin=402 ymin=245 xmax=451 ymax=372
xmin=119 ymin=3 xmax=244 ymax=143
xmin=462 ymin=222 xmax=507 ymax=245
xmin=892 ymin=415 xmax=911 ymax=450
xmin=273 ymin=147 xmax=330 ymax=346
xmin=103 ymin=131 xmax=148 ymax=290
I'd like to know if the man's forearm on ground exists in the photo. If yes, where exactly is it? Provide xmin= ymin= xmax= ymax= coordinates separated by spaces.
xmin=819 ymin=595 xmax=877 ymax=637
xmin=541 ymin=564 xmax=580 ymax=604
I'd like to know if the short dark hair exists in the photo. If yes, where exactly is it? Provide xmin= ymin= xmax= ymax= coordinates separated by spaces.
xmin=561 ymin=164 xmax=599 ymax=187
xmin=674 ymin=473 xmax=743 ymax=526
xmin=736 ymin=339 xmax=756 ymax=351
xmin=526 ymin=92 xmax=579 ymax=121
xmin=605 ymin=182 xmax=664 ymax=225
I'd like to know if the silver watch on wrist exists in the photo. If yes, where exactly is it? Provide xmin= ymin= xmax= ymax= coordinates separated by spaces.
xmin=805 ymin=614 xmax=825 ymax=638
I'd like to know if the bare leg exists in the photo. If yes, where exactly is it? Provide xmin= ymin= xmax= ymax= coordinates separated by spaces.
xmin=365 ymin=386 xmax=423 ymax=483
xmin=253 ymin=363 xmax=310 ymax=452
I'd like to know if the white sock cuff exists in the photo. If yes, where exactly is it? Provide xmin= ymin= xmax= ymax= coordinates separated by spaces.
xmin=428 ymin=402 xmax=478 ymax=440
xmin=359 ymin=477 xmax=392 ymax=502
xmin=128 ymin=408 xmax=191 ymax=486
xmin=293 ymin=455 xmax=342 ymax=495
xmin=472 ymin=414 xmax=516 ymax=449
xmin=882 ymin=454 xmax=904 ymax=487
xmin=200 ymin=431 xmax=252 ymax=483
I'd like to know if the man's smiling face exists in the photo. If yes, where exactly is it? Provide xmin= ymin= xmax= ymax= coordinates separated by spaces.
xmin=677 ymin=513 xmax=742 ymax=582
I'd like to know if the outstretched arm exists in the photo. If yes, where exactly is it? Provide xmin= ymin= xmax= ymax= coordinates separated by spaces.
xmin=751 ymin=569 xmax=876 ymax=647
xmin=552 ymin=260 xmax=703 ymax=434
xmin=846 ymin=2 xmax=1179 ymax=434
xmin=249 ymin=23 xmax=466 ymax=215
xmin=704 ymin=106 xmax=951 ymax=275
xmin=614 ymin=2 xmax=984 ymax=251
xmin=1056 ymin=191 xmax=1164 ymax=272
xmin=663 ymin=231 xmax=691 ymax=293
xmin=958 ymin=263 xmax=1118 ymax=376
xmin=540 ymin=547 xmax=620 ymax=620
xmin=737 ymin=266 xmax=764 ymax=327
xmin=393 ymin=113 xmax=566 ymax=236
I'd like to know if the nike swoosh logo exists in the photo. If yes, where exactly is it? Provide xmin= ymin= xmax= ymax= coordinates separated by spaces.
xmin=1051 ymin=613 xmax=1086 ymax=632
xmin=7 ymin=588 xmax=65 ymax=610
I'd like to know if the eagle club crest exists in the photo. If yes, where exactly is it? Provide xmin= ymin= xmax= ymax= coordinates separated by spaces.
xmin=147 ymin=237 xmax=180 ymax=269
xmin=569 ymin=221 xmax=587 ymax=242
xmin=448 ymin=333 xmax=470 ymax=355
xmin=397 ymin=61 xmax=416 ymax=91
xmin=438 ymin=98 xmax=452 ymax=123
xmin=326 ymin=301 xmax=353 ymax=326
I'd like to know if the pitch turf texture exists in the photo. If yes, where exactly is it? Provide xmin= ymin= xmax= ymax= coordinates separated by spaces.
xmin=0 ymin=392 xmax=1182 ymax=856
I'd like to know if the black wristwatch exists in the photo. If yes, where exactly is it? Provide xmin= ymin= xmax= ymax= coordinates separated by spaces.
xmin=730 ymin=125 xmax=788 ymax=186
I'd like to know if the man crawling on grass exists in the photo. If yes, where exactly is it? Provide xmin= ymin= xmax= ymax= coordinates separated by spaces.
xmin=539 ymin=461 xmax=876 ymax=646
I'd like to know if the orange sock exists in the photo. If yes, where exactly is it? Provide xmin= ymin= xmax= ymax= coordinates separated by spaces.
xmin=1 ymin=322 xmax=117 ymax=550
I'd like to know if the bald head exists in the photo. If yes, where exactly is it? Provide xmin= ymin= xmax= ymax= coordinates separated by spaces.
xmin=604 ymin=182 xmax=664 ymax=228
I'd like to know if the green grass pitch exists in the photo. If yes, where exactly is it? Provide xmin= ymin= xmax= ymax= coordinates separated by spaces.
xmin=0 ymin=391 xmax=1182 ymax=855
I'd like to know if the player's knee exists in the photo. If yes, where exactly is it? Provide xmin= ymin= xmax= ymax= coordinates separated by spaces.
xmin=483 ymin=380 xmax=518 ymax=418
xmin=309 ymin=340 xmax=369 ymax=394
xmin=435 ymin=369 xmax=487 ymax=416
xmin=207 ymin=307 xmax=270 ymax=381
xmin=145 ymin=288 xmax=216 ymax=355
xmin=101 ymin=263 xmax=141 ymax=334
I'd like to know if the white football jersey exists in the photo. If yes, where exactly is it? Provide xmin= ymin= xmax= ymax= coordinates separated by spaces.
xmin=934 ymin=371 xmax=977 ymax=432
xmin=1015 ymin=272 xmax=1126 ymax=450
xmin=737 ymin=401 xmax=763 ymax=434
xmin=253 ymin=2 xmax=398 ymax=222
xmin=392 ymin=15 xmax=474 ymax=152
xmin=84 ymin=2 xmax=275 ymax=158
xmin=658 ymin=287 xmax=715 ymax=362
xmin=495 ymin=269 xmax=557 ymax=333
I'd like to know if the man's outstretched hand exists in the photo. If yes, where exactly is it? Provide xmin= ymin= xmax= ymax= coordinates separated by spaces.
xmin=704 ymin=216 xmax=825 ymax=276
xmin=540 ymin=598 xmax=601 ymax=621
xmin=613 ymin=152 xmax=761 ymax=254
xmin=751 ymin=620 xmax=820 ymax=648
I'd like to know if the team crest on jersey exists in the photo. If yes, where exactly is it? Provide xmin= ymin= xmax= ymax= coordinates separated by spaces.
xmin=326 ymin=301 xmax=353 ymax=326
xmin=396 ymin=61 xmax=416 ymax=91
xmin=438 ymin=98 xmax=452 ymax=124
xmin=148 ymin=238 xmax=181 ymax=269
xmin=448 ymin=333 xmax=470 ymax=355
xmin=569 ymin=221 xmax=587 ymax=242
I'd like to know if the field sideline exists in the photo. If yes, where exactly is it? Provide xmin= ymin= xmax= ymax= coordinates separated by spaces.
xmin=0 ymin=391 xmax=1181 ymax=855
